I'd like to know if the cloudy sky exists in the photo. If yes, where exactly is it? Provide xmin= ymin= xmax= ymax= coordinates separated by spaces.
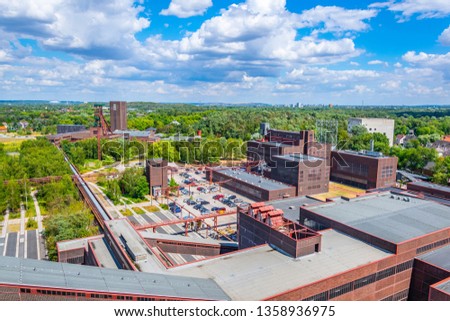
xmin=0 ymin=0 xmax=449 ymax=105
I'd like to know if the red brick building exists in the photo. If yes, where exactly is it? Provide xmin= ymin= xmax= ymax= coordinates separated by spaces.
xmin=330 ymin=150 xmax=398 ymax=190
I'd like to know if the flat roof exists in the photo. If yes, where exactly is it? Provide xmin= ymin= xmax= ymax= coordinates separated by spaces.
xmin=304 ymin=192 xmax=450 ymax=244
xmin=0 ymin=256 xmax=229 ymax=300
xmin=169 ymin=229 xmax=391 ymax=300
xmin=409 ymin=181 xmax=450 ymax=194
xmin=216 ymin=169 xmax=293 ymax=191
xmin=435 ymin=278 xmax=450 ymax=295
xmin=140 ymin=232 xmax=221 ymax=247
xmin=274 ymin=153 xmax=324 ymax=162
xmin=113 ymin=130 xmax=151 ymax=137
xmin=267 ymin=197 xmax=323 ymax=222
xmin=89 ymin=238 xmax=120 ymax=270
xmin=333 ymin=149 xmax=391 ymax=159
xmin=248 ymin=140 xmax=294 ymax=148
xmin=417 ymin=245 xmax=450 ymax=271
xmin=106 ymin=220 xmax=165 ymax=272
xmin=57 ymin=235 xmax=103 ymax=252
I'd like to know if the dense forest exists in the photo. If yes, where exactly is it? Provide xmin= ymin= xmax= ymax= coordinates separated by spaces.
xmin=0 ymin=138 xmax=97 ymax=261
xmin=3 ymin=102 xmax=450 ymax=184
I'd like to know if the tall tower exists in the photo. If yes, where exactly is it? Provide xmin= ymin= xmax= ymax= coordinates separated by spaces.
xmin=109 ymin=101 xmax=127 ymax=131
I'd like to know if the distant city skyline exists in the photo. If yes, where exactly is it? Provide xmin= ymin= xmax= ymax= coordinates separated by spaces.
xmin=0 ymin=0 xmax=449 ymax=105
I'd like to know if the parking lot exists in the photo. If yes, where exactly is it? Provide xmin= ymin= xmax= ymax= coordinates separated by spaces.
xmin=168 ymin=167 xmax=254 ymax=219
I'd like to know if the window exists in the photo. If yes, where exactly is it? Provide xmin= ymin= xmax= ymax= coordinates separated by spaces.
xmin=354 ymin=274 xmax=376 ymax=289
xmin=303 ymin=291 xmax=328 ymax=301
xmin=376 ymin=267 xmax=395 ymax=281
xmin=329 ymin=282 xmax=353 ymax=299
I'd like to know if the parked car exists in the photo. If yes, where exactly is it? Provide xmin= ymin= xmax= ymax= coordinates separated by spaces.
xmin=186 ymin=199 xmax=196 ymax=205
xmin=180 ymin=189 xmax=189 ymax=195
xmin=183 ymin=179 xmax=191 ymax=184
xmin=213 ymin=194 xmax=224 ymax=200
xmin=195 ymin=170 xmax=201 ymax=174
xmin=200 ymin=207 xmax=210 ymax=214
xmin=228 ymin=195 xmax=237 ymax=200
xmin=209 ymin=186 xmax=218 ymax=192
xmin=196 ymin=198 xmax=205 ymax=203
xmin=211 ymin=207 xmax=226 ymax=212
xmin=170 ymin=205 xmax=181 ymax=214
xmin=200 ymin=200 xmax=210 ymax=205
xmin=193 ymin=204 xmax=203 ymax=210
xmin=233 ymin=198 xmax=243 ymax=203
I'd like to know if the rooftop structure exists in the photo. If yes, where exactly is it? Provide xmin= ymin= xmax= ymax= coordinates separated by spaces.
xmin=105 ymin=220 xmax=165 ymax=272
xmin=219 ymin=169 xmax=292 ymax=191
xmin=407 ymin=181 xmax=450 ymax=200
xmin=0 ymin=255 xmax=229 ymax=301
xmin=266 ymin=196 xmax=322 ymax=222
xmin=170 ymin=229 xmax=392 ymax=300
xmin=206 ymin=168 xmax=296 ymax=201
xmin=300 ymin=192 xmax=450 ymax=253
xmin=113 ymin=129 xmax=159 ymax=142
xmin=330 ymin=150 xmax=398 ymax=190
xmin=271 ymin=153 xmax=330 ymax=196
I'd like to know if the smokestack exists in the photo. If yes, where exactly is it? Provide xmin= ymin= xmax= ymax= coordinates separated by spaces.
xmin=370 ymin=139 xmax=374 ymax=152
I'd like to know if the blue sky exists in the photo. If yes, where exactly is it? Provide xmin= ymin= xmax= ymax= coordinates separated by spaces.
xmin=0 ymin=0 xmax=449 ymax=105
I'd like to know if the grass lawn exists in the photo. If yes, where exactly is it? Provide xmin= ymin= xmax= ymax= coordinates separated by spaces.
xmin=120 ymin=208 xmax=133 ymax=217
xmin=8 ymin=211 xmax=21 ymax=219
xmin=132 ymin=207 xmax=145 ymax=215
xmin=26 ymin=218 xmax=38 ymax=230
xmin=25 ymin=201 xmax=36 ymax=218
xmin=143 ymin=205 xmax=160 ymax=212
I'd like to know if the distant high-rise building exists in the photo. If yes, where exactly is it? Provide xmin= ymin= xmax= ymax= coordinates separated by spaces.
xmin=109 ymin=101 xmax=127 ymax=131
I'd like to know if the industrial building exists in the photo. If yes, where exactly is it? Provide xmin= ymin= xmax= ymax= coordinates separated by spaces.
xmin=330 ymin=150 xmax=397 ymax=190
xmin=407 ymin=181 xmax=450 ymax=200
xmin=296 ymin=191 xmax=450 ymax=301
xmin=271 ymin=154 xmax=329 ymax=196
xmin=0 ymin=255 xmax=229 ymax=301
xmin=409 ymin=245 xmax=450 ymax=301
xmin=146 ymin=159 xmax=169 ymax=197
xmin=109 ymin=101 xmax=127 ymax=131
xmin=206 ymin=168 xmax=296 ymax=201
xmin=348 ymin=117 xmax=395 ymax=146
xmin=247 ymin=123 xmax=327 ymax=167
xmin=113 ymin=129 xmax=160 ymax=142
xmin=56 ymin=125 xmax=86 ymax=134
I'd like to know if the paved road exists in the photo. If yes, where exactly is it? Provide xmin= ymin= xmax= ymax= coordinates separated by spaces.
xmin=31 ymin=192 xmax=43 ymax=232
xmin=18 ymin=235 xmax=25 ymax=258
xmin=127 ymin=216 xmax=140 ymax=226
xmin=5 ymin=232 xmax=17 ymax=257
xmin=26 ymin=230 xmax=38 ymax=259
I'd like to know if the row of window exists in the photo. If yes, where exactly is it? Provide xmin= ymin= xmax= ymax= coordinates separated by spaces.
xmin=381 ymin=289 xmax=409 ymax=301
xmin=416 ymin=238 xmax=449 ymax=255
xmin=381 ymin=166 xmax=394 ymax=178
xmin=307 ymin=185 xmax=322 ymax=190
xmin=19 ymin=288 xmax=166 ymax=301
xmin=303 ymin=260 xmax=414 ymax=301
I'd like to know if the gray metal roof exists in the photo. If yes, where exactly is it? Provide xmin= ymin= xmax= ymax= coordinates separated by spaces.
xmin=140 ymin=232 xmax=222 ymax=246
xmin=217 ymin=169 xmax=293 ymax=191
xmin=417 ymin=245 xmax=450 ymax=271
xmin=89 ymin=238 xmax=120 ymax=270
xmin=267 ymin=196 xmax=323 ymax=222
xmin=305 ymin=192 xmax=450 ymax=244
xmin=435 ymin=279 xmax=450 ymax=295
xmin=170 ymin=229 xmax=391 ymax=300
xmin=113 ymin=130 xmax=151 ymax=138
xmin=334 ymin=149 xmax=390 ymax=159
xmin=409 ymin=181 xmax=450 ymax=194
xmin=274 ymin=153 xmax=324 ymax=162
xmin=0 ymin=256 xmax=229 ymax=300
xmin=249 ymin=140 xmax=294 ymax=148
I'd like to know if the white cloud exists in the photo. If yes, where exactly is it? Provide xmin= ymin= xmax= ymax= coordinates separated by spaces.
xmin=297 ymin=6 xmax=378 ymax=33
xmin=439 ymin=26 xmax=450 ymax=46
xmin=371 ymin=0 xmax=450 ymax=21
xmin=0 ymin=0 xmax=150 ymax=59
xmin=368 ymin=60 xmax=389 ymax=66
xmin=160 ymin=0 xmax=213 ymax=18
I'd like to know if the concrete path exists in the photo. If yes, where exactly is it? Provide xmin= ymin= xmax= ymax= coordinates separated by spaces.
xmin=0 ymin=212 xmax=8 ymax=238
xmin=31 ymin=191 xmax=43 ymax=232
xmin=20 ymin=204 xmax=25 ymax=235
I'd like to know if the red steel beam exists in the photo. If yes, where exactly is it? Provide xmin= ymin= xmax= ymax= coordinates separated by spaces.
xmin=135 ymin=210 xmax=237 ymax=230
